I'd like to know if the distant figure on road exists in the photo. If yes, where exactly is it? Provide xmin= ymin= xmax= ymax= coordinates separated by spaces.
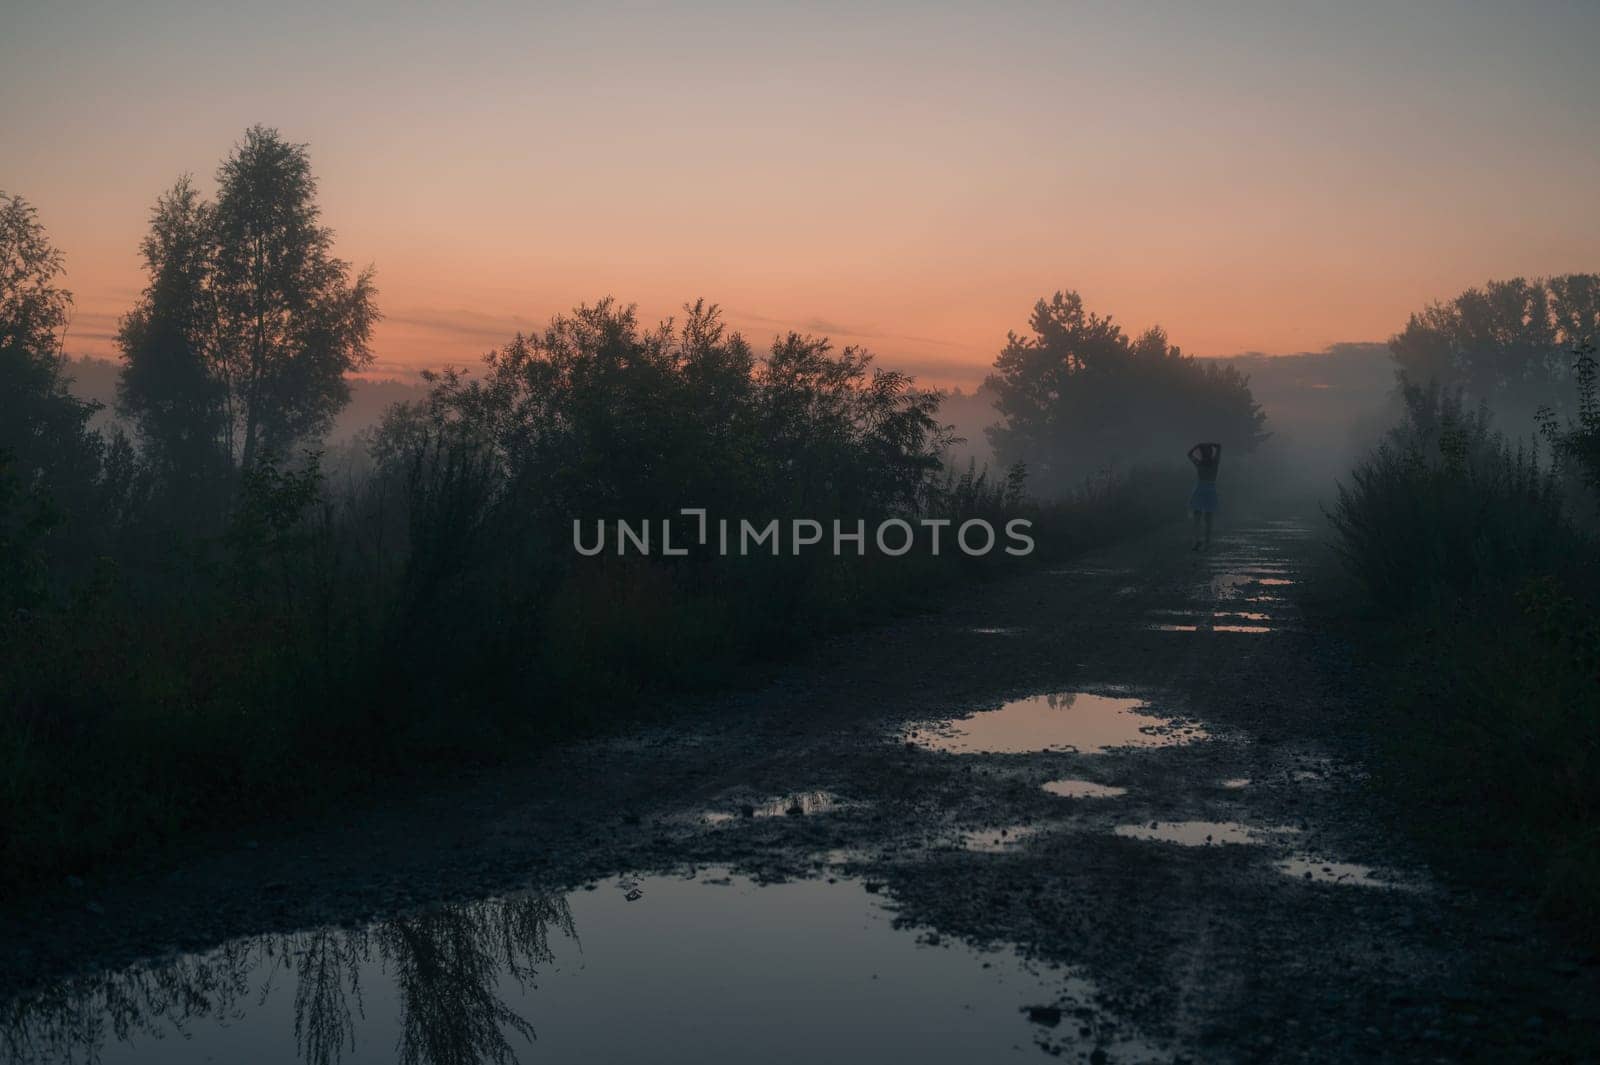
xmin=1187 ymin=442 xmax=1221 ymax=550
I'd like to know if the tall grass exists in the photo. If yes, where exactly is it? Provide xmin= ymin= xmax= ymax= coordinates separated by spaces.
xmin=1329 ymin=380 xmax=1570 ymax=612
xmin=1329 ymin=366 xmax=1600 ymax=943
xmin=0 ymin=301 xmax=1192 ymax=891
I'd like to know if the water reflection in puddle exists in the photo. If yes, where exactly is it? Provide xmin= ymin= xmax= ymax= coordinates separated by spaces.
xmin=1114 ymin=821 xmax=1300 ymax=847
xmin=0 ymin=870 xmax=1131 ymax=1065
xmin=907 ymin=692 xmax=1205 ymax=755
xmin=1150 ymin=609 xmax=1271 ymax=623
xmin=1275 ymin=856 xmax=1401 ymax=889
xmin=1219 ymin=778 xmax=1251 ymax=790
xmin=1041 ymin=779 xmax=1127 ymax=799
xmin=960 ymin=825 xmax=1039 ymax=852
xmin=967 ymin=626 xmax=1021 ymax=636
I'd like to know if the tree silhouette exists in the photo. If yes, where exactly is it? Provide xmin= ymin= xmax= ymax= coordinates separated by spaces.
xmin=1389 ymin=275 xmax=1600 ymax=422
xmin=116 ymin=177 xmax=227 ymax=494
xmin=0 ymin=192 xmax=106 ymax=607
xmin=118 ymin=126 xmax=379 ymax=484
xmin=985 ymin=291 xmax=1265 ymax=492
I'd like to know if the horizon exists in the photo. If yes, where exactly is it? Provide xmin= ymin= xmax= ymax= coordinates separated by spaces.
xmin=8 ymin=6 xmax=1600 ymax=1061
xmin=7 ymin=1 xmax=1598 ymax=390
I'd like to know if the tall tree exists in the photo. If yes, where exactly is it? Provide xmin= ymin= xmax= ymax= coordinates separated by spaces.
xmin=0 ymin=193 xmax=106 ymax=605
xmin=116 ymin=178 xmax=226 ymax=492
xmin=986 ymin=291 xmax=1265 ymax=492
xmin=119 ymin=126 xmax=379 ymax=481
xmin=0 ymin=193 xmax=105 ymax=500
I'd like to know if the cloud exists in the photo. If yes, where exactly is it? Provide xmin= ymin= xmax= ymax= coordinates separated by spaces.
xmin=62 ymin=308 xmax=121 ymax=347
xmin=727 ymin=308 xmax=963 ymax=350
xmin=384 ymin=306 xmax=534 ymax=344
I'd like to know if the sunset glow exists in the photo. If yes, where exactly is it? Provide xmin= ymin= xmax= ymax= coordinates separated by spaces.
xmin=6 ymin=1 xmax=1599 ymax=387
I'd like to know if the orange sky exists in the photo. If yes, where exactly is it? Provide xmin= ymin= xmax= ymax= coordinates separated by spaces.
xmin=6 ymin=2 xmax=1598 ymax=389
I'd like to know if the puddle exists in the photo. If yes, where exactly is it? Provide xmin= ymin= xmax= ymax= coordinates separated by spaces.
xmin=701 ymin=790 xmax=844 ymax=824
xmin=1210 ymin=573 xmax=1257 ymax=596
xmin=1114 ymin=821 xmax=1300 ymax=847
xmin=960 ymin=825 xmax=1039 ymax=852
xmin=1211 ymin=572 xmax=1295 ymax=598
xmin=1150 ymin=609 xmax=1271 ymax=623
xmin=1041 ymin=779 xmax=1127 ymax=799
xmin=966 ymin=626 xmax=1021 ymax=635
xmin=907 ymin=692 xmax=1205 ymax=755
xmin=1275 ymin=856 xmax=1406 ymax=889
xmin=0 ymin=870 xmax=1142 ymax=1065
xmin=1149 ymin=623 xmax=1198 ymax=632
xmin=1214 ymin=624 xmax=1272 ymax=634
xmin=1219 ymin=778 xmax=1251 ymax=790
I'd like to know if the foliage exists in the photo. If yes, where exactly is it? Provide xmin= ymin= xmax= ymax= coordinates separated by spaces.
xmin=118 ymin=127 xmax=379 ymax=490
xmin=0 ymin=157 xmax=1195 ymax=891
xmin=985 ymin=291 xmax=1266 ymax=493
xmin=1537 ymin=342 xmax=1600 ymax=507
xmin=1329 ymin=351 xmax=1600 ymax=944
xmin=1328 ymin=379 xmax=1568 ymax=612
xmin=0 ymin=192 xmax=115 ymax=604
xmin=1389 ymin=274 xmax=1600 ymax=421
xmin=1 ymin=263 xmax=1185 ymax=886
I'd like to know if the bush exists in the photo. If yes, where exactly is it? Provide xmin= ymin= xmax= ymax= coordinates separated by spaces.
xmin=1328 ymin=378 xmax=1571 ymax=613
xmin=1329 ymin=358 xmax=1600 ymax=943
xmin=0 ymin=297 xmax=1190 ymax=888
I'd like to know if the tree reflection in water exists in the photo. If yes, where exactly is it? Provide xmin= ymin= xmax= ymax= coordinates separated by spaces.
xmin=1 ymin=891 xmax=578 ymax=1065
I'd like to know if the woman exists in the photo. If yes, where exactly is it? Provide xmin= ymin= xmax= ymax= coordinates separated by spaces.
xmin=1187 ymin=442 xmax=1221 ymax=550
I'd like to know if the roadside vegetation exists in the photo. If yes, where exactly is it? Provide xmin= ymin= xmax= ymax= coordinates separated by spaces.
xmin=1328 ymin=280 xmax=1600 ymax=944
xmin=0 ymin=130 xmax=1208 ymax=889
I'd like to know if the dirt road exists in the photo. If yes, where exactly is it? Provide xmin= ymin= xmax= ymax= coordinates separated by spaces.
xmin=3 ymin=514 xmax=1596 ymax=1063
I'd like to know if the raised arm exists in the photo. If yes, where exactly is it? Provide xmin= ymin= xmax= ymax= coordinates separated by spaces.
xmin=1187 ymin=443 xmax=1204 ymax=466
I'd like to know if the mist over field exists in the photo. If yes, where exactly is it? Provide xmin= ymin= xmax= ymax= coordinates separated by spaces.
xmin=4 ymin=3 xmax=1600 ymax=1063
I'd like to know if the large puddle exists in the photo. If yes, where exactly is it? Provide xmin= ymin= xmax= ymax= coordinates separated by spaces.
xmin=1114 ymin=820 xmax=1300 ymax=847
xmin=1042 ymin=779 xmax=1127 ymax=799
xmin=907 ymin=692 xmax=1205 ymax=755
xmin=0 ymin=870 xmax=1142 ymax=1064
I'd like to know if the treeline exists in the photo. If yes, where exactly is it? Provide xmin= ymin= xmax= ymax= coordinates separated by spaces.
xmin=1389 ymin=275 xmax=1600 ymax=426
xmin=1329 ymin=277 xmax=1600 ymax=942
xmin=0 ymin=128 xmax=1219 ymax=885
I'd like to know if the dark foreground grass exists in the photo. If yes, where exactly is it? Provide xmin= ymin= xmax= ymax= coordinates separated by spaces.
xmin=0 ymin=468 xmax=1189 ymax=895
xmin=1321 ymin=375 xmax=1600 ymax=949
xmin=1314 ymin=574 xmax=1600 ymax=948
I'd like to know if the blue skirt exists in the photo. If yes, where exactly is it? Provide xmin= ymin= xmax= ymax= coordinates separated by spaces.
xmin=1189 ymin=482 xmax=1218 ymax=513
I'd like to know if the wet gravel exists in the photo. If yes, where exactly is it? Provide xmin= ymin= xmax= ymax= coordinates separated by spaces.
xmin=3 ymin=514 xmax=1597 ymax=1063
